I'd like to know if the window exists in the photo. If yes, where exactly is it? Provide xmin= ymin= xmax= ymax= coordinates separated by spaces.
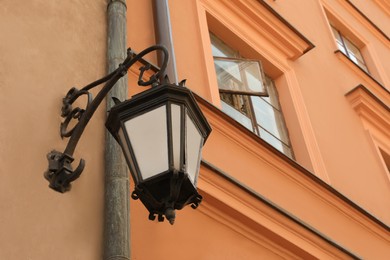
xmin=210 ymin=33 xmax=293 ymax=158
xmin=331 ymin=26 xmax=369 ymax=73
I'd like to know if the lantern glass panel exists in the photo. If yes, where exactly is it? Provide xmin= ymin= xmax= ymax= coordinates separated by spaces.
xmin=186 ymin=113 xmax=203 ymax=185
xmin=118 ymin=128 xmax=137 ymax=178
xmin=171 ymin=104 xmax=181 ymax=170
xmin=124 ymin=105 xmax=169 ymax=180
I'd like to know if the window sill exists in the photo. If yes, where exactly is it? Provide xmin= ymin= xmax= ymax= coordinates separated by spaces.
xmin=334 ymin=50 xmax=389 ymax=94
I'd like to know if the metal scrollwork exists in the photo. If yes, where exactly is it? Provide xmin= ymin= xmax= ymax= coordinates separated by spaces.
xmin=45 ymin=45 xmax=169 ymax=193
xmin=60 ymin=87 xmax=93 ymax=138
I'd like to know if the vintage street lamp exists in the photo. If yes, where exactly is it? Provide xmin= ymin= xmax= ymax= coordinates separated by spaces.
xmin=44 ymin=46 xmax=212 ymax=224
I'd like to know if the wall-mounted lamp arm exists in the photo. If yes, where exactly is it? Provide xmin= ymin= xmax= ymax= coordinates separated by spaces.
xmin=44 ymin=45 xmax=169 ymax=193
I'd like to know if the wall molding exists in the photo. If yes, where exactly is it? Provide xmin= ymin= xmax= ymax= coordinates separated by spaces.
xmin=196 ymin=94 xmax=390 ymax=258
xmin=198 ymin=161 xmax=361 ymax=259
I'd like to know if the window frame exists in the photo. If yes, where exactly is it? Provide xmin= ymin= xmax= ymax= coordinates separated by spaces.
xmin=213 ymin=56 xmax=269 ymax=97
xmin=211 ymin=33 xmax=294 ymax=158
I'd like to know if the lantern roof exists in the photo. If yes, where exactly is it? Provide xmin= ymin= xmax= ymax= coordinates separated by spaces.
xmin=106 ymin=83 xmax=212 ymax=143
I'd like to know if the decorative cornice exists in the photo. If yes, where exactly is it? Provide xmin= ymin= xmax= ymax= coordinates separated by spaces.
xmin=200 ymin=0 xmax=314 ymax=60
xmin=335 ymin=50 xmax=390 ymax=101
xmin=335 ymin=0 xmax=390 ymax=47
xmin=372 ymin=0 xmax=390 ymax=16
xmin=346 ymin=84 xmax=390 ymax=138
xmin=254 ymin=0 xmax=315 ymax=54
xmin=199 ymin=161 xmax=361 ymax=259
xmin=345 ymin=0 xmax=390 ymax=41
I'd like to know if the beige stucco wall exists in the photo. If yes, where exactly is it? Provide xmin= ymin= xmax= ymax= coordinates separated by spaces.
xmin=0 ymin=1 xmax=107 ymax=259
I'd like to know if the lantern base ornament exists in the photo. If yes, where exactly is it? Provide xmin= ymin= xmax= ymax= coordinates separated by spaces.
xmin=130 ymin=170 xmax=203 ymax=225
xmin=44 ymin=45 xmax=211 ymax=224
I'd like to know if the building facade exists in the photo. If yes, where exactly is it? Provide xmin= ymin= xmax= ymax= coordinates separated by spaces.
xmin=1 ymin=0 xmax=389 ymax=259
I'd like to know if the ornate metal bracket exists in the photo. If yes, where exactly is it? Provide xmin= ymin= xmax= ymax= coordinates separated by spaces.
xmin=44 ymin=45 xmax=168 ymax=193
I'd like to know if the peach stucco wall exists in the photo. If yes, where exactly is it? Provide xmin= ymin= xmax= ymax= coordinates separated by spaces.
xmin=172 ymin=0 xmax=390 ymax=224
xmin=266 ymin=0 xmax=390 ymax=222
xmin=127 ymin=0 xmax=390 ymax=259
xmin=0 ymin=1 xmax=107 ymax=259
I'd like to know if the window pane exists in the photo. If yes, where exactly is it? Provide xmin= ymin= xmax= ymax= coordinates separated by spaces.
xmin=251 ymin=96 xmax=289 ymax=144
xmin=344 ymin=38 xmax=368 ymax=72
xmin=214 ymin=59 xmax=266 ymax=94
xmin=337 ymin=42 xmax=347 ymax=54
xmin=331 ymin=26 xmax=342 ymax=42
xmin=220 ymin=93 xmax=252 ymax=117
xmin=345 ymin=40 xmax=361 ymax=62
xmin=331 ymin=27 xmax=347 ymax=53
xmin=221 ymin=100 xmax=253 ymax=131
xmin=261 ymin=76 xmax=280 ymax=109
xmin=344 ymin=38 xmax=360 ymax=56
xmin=214 ymin=59 xmax=242 ymax=87
xmin=245 ymin=62 xmax=265 ymax=92
xmin=258 ymin=128 xmax=293 ymax=158
xmin=358 ymin=61 xmax=369 ymax=73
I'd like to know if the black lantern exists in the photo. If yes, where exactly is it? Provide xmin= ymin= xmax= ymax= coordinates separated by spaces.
xmin=44 ymin=46 xmax=212 ymax=224
xmin=106 ymin=83 xmax=211 ymax=224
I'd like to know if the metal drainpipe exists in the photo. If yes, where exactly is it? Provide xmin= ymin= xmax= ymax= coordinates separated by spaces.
xmin=103 ymin=0 xmax=176 ymax=258
xmin=104 ymin=1 xmax=130 ymax=260
xmin=152 ymin=0 xmax=178 ymax=83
